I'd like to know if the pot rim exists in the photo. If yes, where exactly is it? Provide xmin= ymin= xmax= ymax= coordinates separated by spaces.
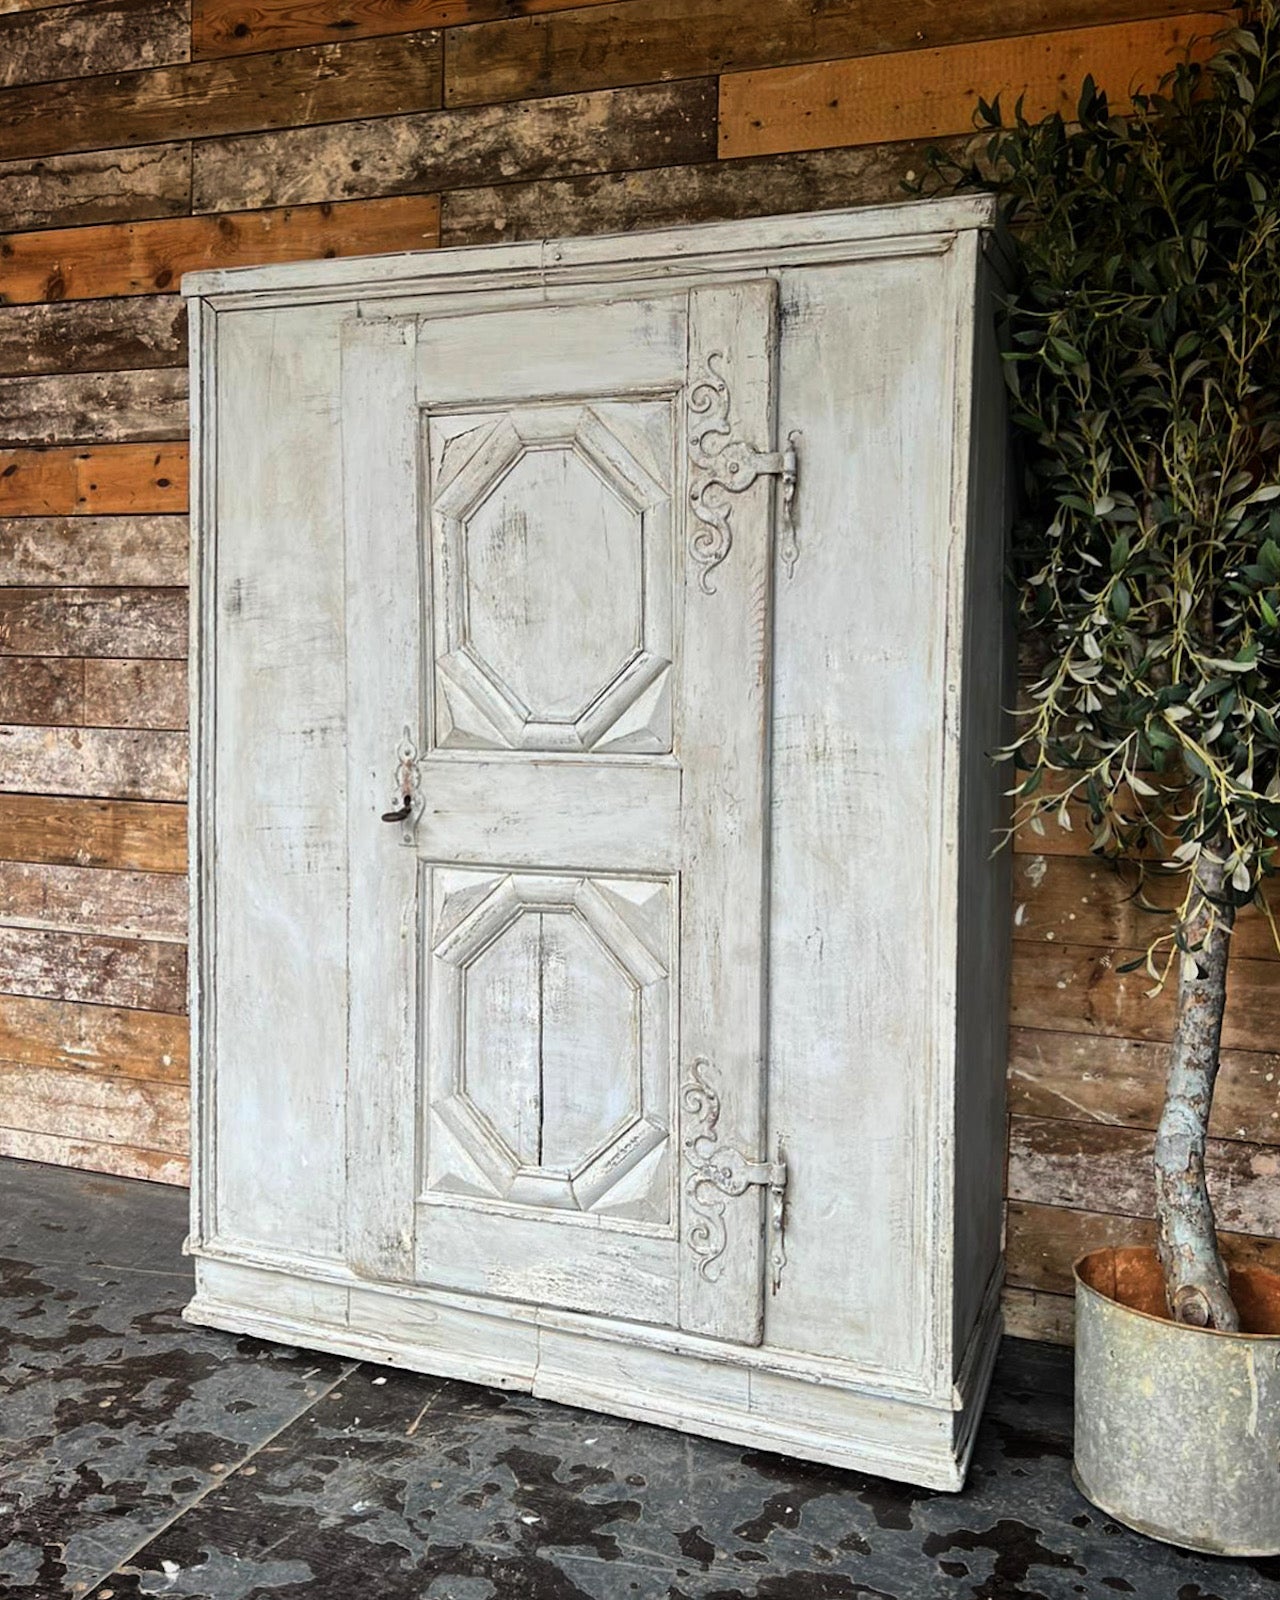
xmin=1072 ymin=1245 xmax=1280 ymax=1344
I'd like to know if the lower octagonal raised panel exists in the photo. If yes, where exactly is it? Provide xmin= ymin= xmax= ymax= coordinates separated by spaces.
xmin=422 ymin=865 xmax=676 ymax=1231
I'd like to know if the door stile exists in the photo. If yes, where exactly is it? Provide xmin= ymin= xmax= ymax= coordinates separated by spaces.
xmin=342 ymin=315 xmax=422 ymax=1281
xmin=677 ymin=282 xmax=780 ymax=1344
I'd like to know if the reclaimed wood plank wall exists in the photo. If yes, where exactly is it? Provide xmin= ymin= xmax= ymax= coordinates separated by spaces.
xmin=1 ymin=0 xmax=1265 ymax=1343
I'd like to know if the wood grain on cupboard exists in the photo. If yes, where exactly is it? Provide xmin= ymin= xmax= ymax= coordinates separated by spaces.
xmin=718 ymin=13 xmax=1225 ymax=159
xmin=0 ymin=794 xmax=186 ymax=872
xmin=0 ymin=194 xmax=442 ymax=305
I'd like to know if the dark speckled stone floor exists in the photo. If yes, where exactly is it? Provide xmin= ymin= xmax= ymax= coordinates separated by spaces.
xmin=2 ymin=1157 xmax=1278 ymax=1600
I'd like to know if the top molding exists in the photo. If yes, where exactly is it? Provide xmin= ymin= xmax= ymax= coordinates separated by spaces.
xmin=181 ymin=195 xmax=997 ymax=309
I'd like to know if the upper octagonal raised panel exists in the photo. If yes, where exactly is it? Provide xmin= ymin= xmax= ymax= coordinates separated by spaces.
xmin=427 ymin=399 xmax=674 ymax=754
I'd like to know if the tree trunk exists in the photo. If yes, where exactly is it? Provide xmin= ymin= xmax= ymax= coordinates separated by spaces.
xmin=1153 ymin=842 xmax=1240 ymax=1331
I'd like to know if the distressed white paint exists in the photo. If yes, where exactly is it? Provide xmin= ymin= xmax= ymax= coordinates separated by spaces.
xmin=186 ymin=198 xmax=1010 ymax=1490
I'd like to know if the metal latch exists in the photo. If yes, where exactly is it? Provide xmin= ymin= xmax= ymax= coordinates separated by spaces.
xmin=380 ymin=728 xmax=422 ymax=845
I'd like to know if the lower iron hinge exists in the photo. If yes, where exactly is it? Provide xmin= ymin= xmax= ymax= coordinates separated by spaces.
xmin=682 ymin=1056 xmax=789 ymax=1293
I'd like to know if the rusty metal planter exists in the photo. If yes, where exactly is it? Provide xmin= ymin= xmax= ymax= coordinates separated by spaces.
xmin=1073 ymin=1246 xmax=1280 ymax=1556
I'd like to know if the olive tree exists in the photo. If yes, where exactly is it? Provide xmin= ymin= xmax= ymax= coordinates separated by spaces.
xmin=930 ymin=3 xmax=1280 ymax=1328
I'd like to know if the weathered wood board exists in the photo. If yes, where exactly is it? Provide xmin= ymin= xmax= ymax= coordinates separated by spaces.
xmin=0 ymin=516 xmax=188 ymax=587
xmin=0 ymin=794 xmax=186 ymax=872
xmin=0 ymin=143 xmax=192 ymax=233
xmin=0 ymin=195 xmax=441 ymax=304
xmin=0 ymin=445 xmax=188 ymax=516
xmin=0 ymin=0 xmax=189 ymax=90
xmin=0 ymin=300 xmax=188 ymax=379
xmin=444 ymin=0 xmax=1207 ymax=106
xmin=0 ymin=370 xmax=189 ymax=446
xmin=0 ymin=991 xmax=188 ymax=1080
xmin=0 ymin=725 xmax=187 ymax=800
xmin=189 ymin=80 xmax=717 ymax=210
xmin=0 ymin=859 xmax=186 ymax=939
xmin=718 ymin=14 xmax=1222 ymax=159
xmin=0 ymin=30 xmax=443 ymax=162
xmin=0 ymin=587 xmax=187 ymax=657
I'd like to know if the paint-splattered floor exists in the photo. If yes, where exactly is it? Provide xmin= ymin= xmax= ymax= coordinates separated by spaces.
xmin=1 ymin=1157 xmax=1276 ymax=1600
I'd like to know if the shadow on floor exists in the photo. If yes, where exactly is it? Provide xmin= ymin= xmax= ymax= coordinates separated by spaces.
xmin=1 ymin=1156 xmax=1276 ymax=1599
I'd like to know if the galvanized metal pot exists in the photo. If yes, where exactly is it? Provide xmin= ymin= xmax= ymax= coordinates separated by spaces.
xmin=1073 ymin=1246 xmax=1280 ymax=1556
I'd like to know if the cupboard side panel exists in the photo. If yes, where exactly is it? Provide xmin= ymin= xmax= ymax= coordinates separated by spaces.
xmin=951 ymin=244 xmax=1013 ymax=1363
xmin=208 ymin=303 xmax=348 ymax=1260
xmin=764 ymin=254 xmax=955 ymax=1382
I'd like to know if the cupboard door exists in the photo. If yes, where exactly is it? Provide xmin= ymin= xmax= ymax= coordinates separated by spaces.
xmin=344 ymin=283 xmax=780 ymax=1343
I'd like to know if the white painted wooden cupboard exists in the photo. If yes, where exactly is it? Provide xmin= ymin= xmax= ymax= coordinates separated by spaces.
xmin=183 ymin=198 xmax=1010 ymax=1490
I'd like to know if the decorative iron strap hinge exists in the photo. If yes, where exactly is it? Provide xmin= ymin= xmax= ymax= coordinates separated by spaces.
xmin=688 ymin=350 xmax=801 ymax=593
xmin=682 ymin=1056 xmax=788 ymax=1294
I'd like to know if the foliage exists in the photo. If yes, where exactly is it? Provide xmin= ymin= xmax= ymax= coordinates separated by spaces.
xmin=929 ymin=4 xmax=1280 ymax=971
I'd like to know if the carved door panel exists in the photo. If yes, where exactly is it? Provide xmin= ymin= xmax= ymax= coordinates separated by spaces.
xmin=343 ymin=285 xmax=781 ymax=1343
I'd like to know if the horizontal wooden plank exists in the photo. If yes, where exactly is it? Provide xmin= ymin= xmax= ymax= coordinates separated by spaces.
xmin=0 ymin=444 xmax=188 ymax=515
xmin=0 ymin=515 xmax=187 ymax=585
xmin=0 ymin=1061 xmax=188 ymax=1154
xmin=0 ymin=588 xmax=186 ymax=657
xmin=0 ymin=726 xmax=187 ymax=800
xmin=440 ymin=134 xmax=976 ymax=246
xmin=0 ymin=991 xmax=186 ymax=1080
xmin=0 ymin=29 xmax=443 ymax=164
xmin=0 ymin=860 xmax=186 ymax=940
xmin=1007 ymin=1114 xmax=1280 ymax=1237
xmin=191 ymin=78 xmax=717 ymax=210
xmin=0 ymin=300 xmax=187 ymax=379
xmin=0 ymin=0 xmax=188 ymax=91
xmin=1014 ymin=850 xmax=1279 ymax=962
xmin=85 ymin=659 xmax=187 ymax=729
xmin=0 ymin=655 xmax=82 ymax=725
xmin=193 ymin=0 xmax=615 ymax=59
xmin=0 ymin=143 xmax=191 ymax=234
xmin=1010 ymin=939 xmax=1280 ymax=1054
xmin=1007 ymin=1199 xmax=1280 ymax=1297
xmin=0 ymin=656 xmax=186 ymax=728
xmin=718 ymin=13 xmax=1223 ymax=160
xmin=0 ymin=193 xmax=441 ymax=305
xmin=0 ymin=1126 xmax=188 ymax=1183
xmin=1 ymin=656 xmax=187 ymax=728
xmin=1009 ymin=1026 xmax=1280 ymax=1145
xmin=446 ymin=0 xmax=1207 ymax=107
xmin=1001 ymin=1285 xmax=1074 ymax=1346
xmin=0 ymin=924 xmax=186 ymax=1010
xmin=0 ymin=793 xmax=186 ymax=871
xmin=0 ymin=370 xmax=189 ymax=446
